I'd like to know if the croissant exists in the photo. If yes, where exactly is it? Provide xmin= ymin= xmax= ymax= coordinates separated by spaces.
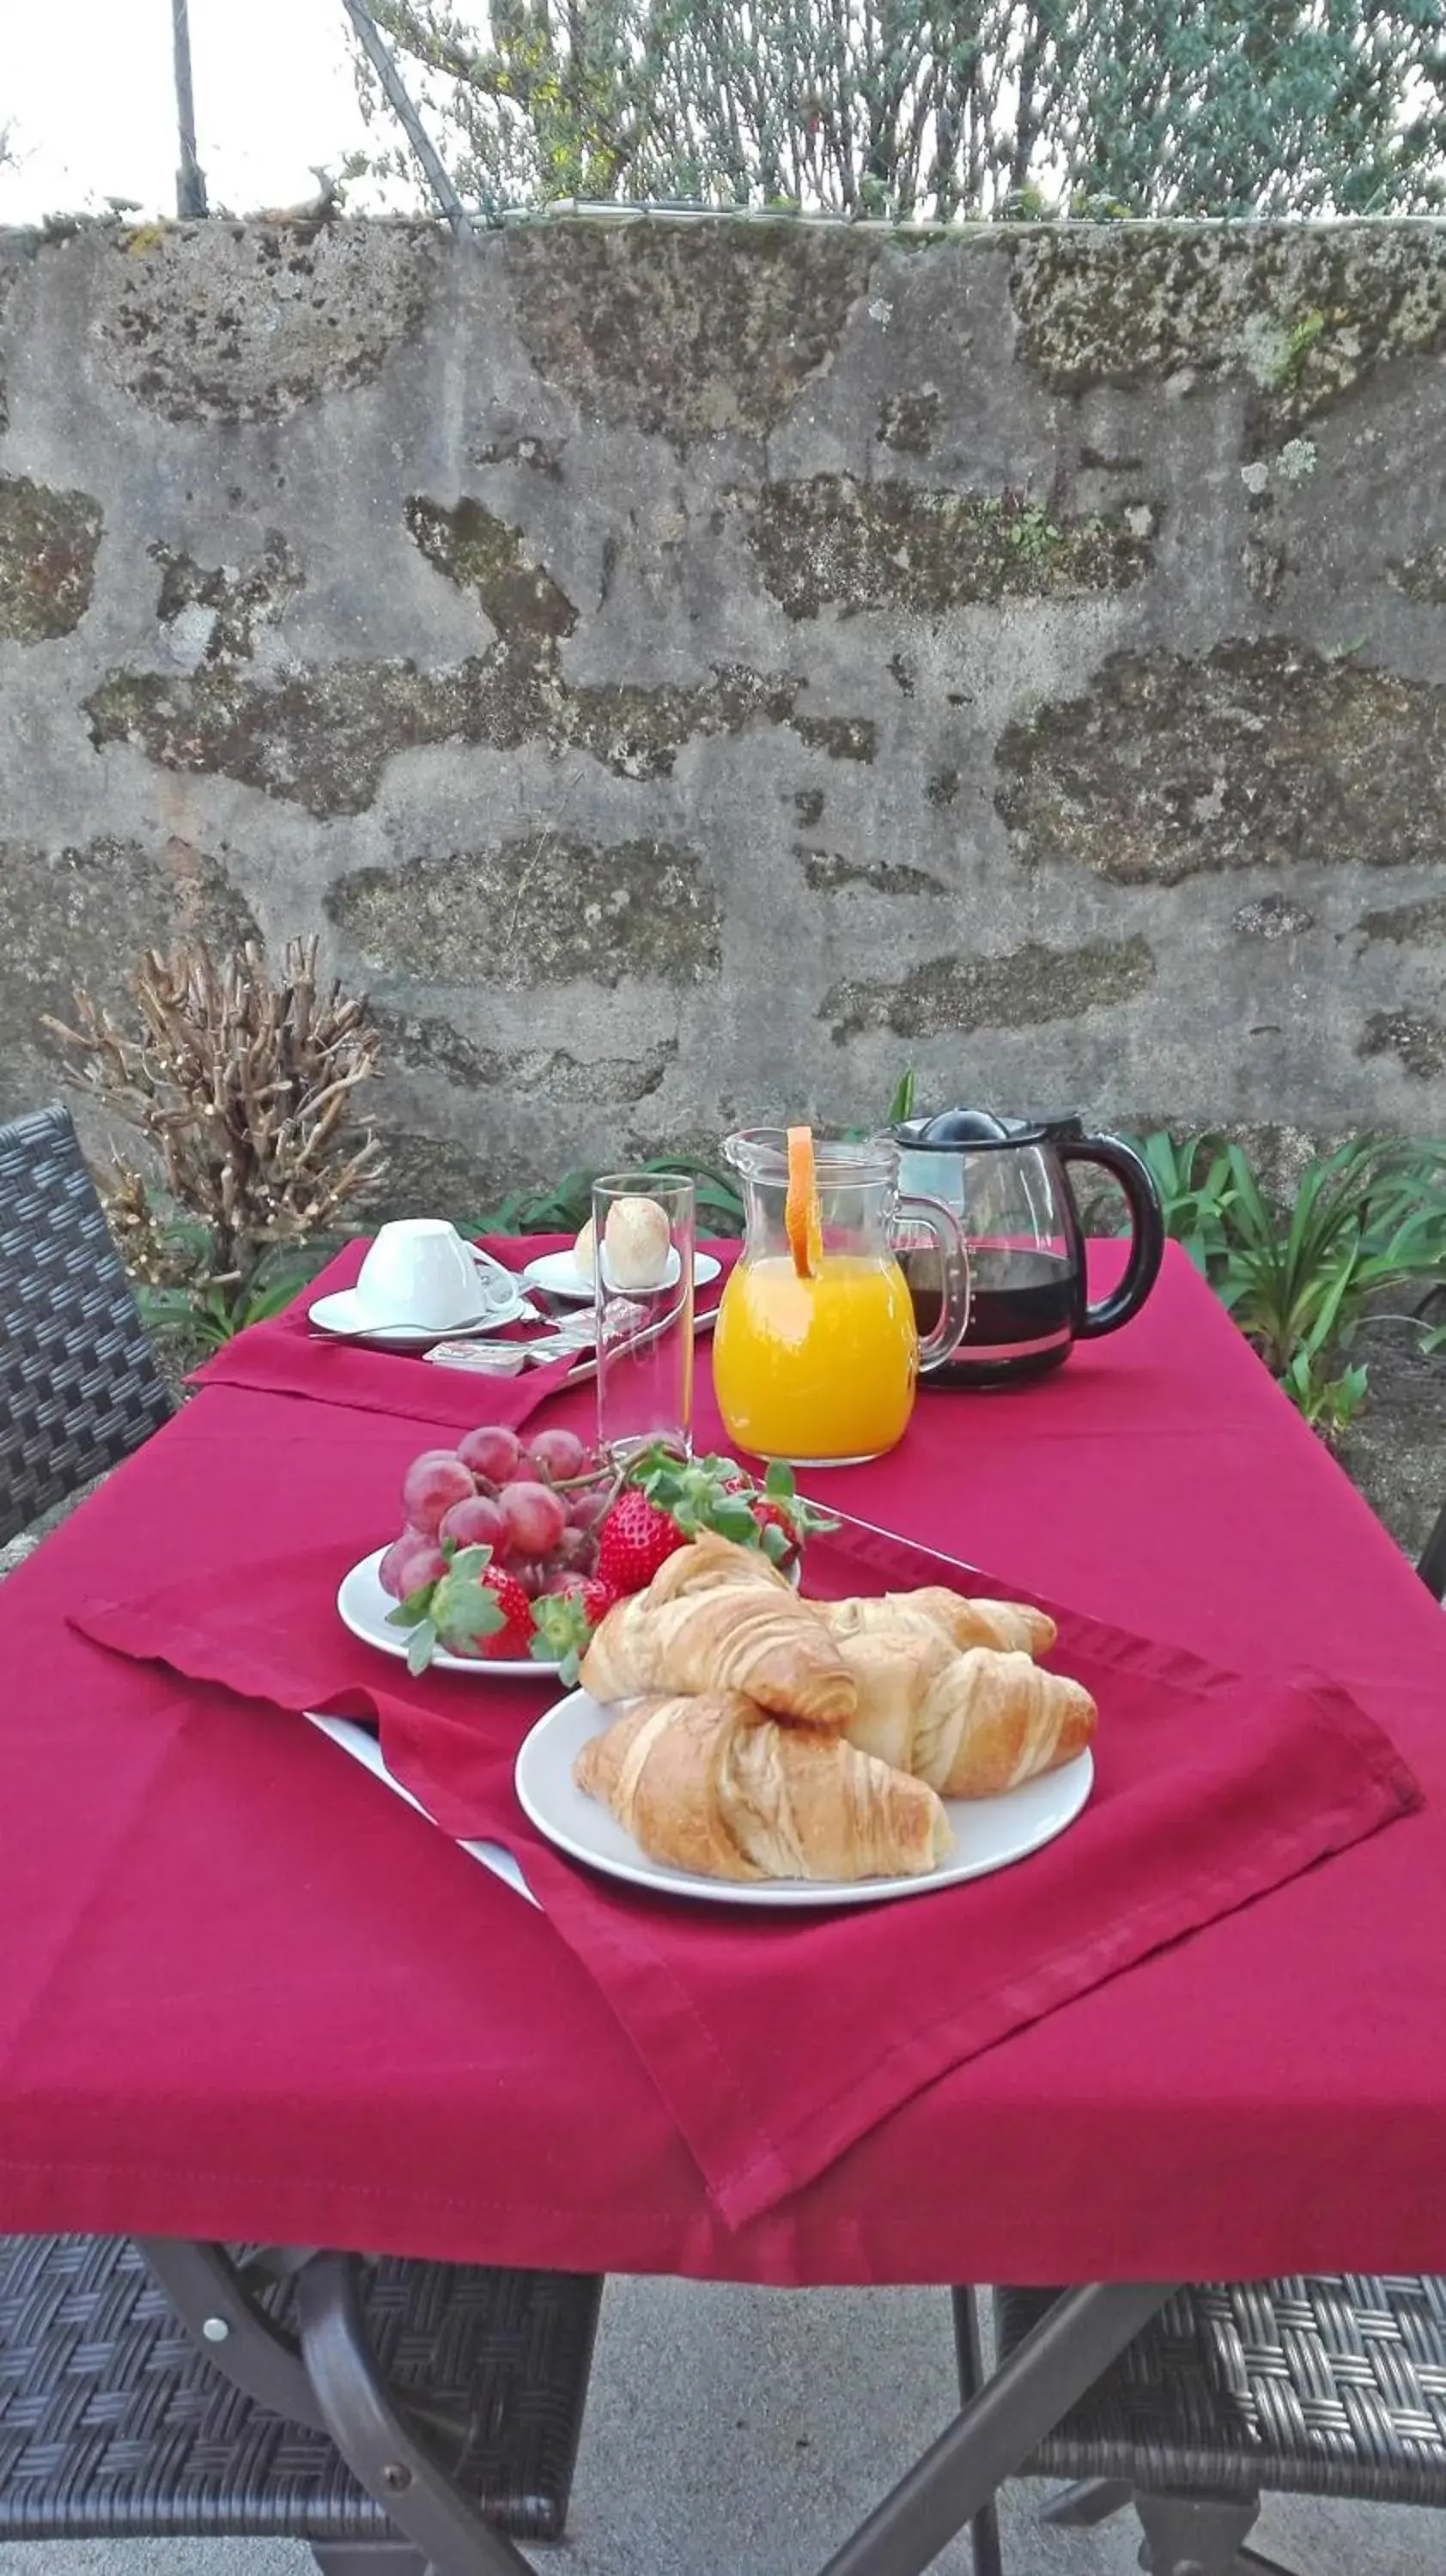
xmin=574 ymin=1692 xmax=952 ymax=1882
xmin=832 ymin=1625 xmax=1094 ymax=1797
xmin=580 ymin=1579 xmax=856 ymax=1729
xmin=817 ymin=1588 xmax=1057 ymax=1660
xmin=646 ymin=1533 xmax=793 ymax=1606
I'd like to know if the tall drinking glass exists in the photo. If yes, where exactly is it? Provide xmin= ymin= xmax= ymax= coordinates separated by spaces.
xmin=592 ymin=1173 xmax=696 ymax=1464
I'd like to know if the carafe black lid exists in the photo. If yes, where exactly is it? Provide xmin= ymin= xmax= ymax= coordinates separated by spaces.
xmin=893 ymin=1106 xmax=1084 ymax=1149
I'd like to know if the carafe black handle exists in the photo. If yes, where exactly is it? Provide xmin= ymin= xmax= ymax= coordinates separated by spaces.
xmin=1055 ymin=1133 xmax=1165 ymax=1338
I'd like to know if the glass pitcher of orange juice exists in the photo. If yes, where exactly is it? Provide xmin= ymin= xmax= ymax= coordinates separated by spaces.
xmin=713 ymin=1128 xmax=970 ymax=1465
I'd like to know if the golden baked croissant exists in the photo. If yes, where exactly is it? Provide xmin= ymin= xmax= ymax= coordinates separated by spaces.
xmin=832 ymin=1625 xmax=1095 ymax=1798
xmin=646 ymin=1533 xmax=793 ymax=1606
xmin=574 ymin=1692 xmax=952 ymax=1882
xmin=817 ymin=1587 xmax=1057 ymax=1660
xmin=580 ymin=1579 xmax=856 ymax=1729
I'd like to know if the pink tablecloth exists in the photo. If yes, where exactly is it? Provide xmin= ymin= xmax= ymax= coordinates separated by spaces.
xmin=2 ymin=1243 xmax=1445 ymax=2287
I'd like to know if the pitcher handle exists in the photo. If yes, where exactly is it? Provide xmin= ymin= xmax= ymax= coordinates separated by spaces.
xmin=895 ymin=1192 xmax=971 ymax=1374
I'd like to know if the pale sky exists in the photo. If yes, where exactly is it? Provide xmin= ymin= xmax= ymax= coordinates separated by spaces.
xmin=0 ymin=0 xmax=421 ymax=225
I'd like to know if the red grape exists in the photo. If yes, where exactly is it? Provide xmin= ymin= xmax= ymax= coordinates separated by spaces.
xmin=379 ymin=1532 xmax=447 ymax=1599
xmin=567 ymin=1486 xmax=611 ymax=1532
xmin=457 ymin=1425 xmax=522 ymax=1484
xmin=438 ymin=1493 xmax=506 ymax=1552
xmin=499 ymin=1479 xmax=568 ymax=1556
xmin=511 ymin=1558 xmax=548 ymax=1600
xmin=558 ymin=1526 xmax=598 ymax=1574
xmin=400 ymin=1450 xmax=474 ymax=1535
xmin=526 ymin=1427 xmax=589 ymax=1482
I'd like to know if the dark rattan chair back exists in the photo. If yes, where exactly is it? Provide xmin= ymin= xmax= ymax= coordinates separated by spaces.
xmin=0 ymin=1103 xmax=171 ymax=1552
xmin=1419 ymin=1500 xmax=1446 ymax=1603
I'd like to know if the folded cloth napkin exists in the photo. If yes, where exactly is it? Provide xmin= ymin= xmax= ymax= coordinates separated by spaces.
xmin=70 ymin=1506 xmax=1421 ymax=2227
xmin=191 ymin=1236 xmax=588 ymax=1428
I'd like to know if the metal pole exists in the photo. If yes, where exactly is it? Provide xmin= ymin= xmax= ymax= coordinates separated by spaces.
xmin=172 ymin=0 xmax=209 ymax=217
xmin=339 ymin=0 xmax=474 ymax=233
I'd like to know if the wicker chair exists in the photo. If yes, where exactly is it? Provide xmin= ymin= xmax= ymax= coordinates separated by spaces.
xmin=978 ymin=1516 xmax=1446 ymax=2576
xmin=0 ymin=1103 xmax=173 ymax=1550
xmin=0 ymin=1103 xmax=602 ymax=2572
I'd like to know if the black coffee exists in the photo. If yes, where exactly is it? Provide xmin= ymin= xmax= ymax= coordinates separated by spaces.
xmin=905 ymin=1246 xmax=1077 ymax=1386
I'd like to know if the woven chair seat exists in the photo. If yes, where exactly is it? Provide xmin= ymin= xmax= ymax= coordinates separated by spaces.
xmin=996 ymin=2277 xmax=1446 ymax=2506
xmin=0 ymin=2234 xmax=600 ymax=2542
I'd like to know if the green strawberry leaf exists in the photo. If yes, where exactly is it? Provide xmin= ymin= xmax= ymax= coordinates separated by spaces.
xmin=386 ymin=1577 xmax=440 ymax=1630
xmin=763 ymin=1460 xmax=797 ymax=1499
xmin=447 ymin=1543 xmax=495 ymax=1583
xmin=406 ymin=1617 xmax=439 ymax=1674
xmin=434 ymin=1579 xmax=507 ymax=1648
xmin=759 ymin=1520 xmax=791 ymax=1565
xmin=708 ymin=1494 xmax=762 ymax=1544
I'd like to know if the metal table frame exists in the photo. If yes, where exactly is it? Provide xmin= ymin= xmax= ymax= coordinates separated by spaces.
xmin=143 ymin=2239 xmax=1173 ymax=2576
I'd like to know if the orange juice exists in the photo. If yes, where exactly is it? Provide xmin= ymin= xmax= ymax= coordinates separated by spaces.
xmin=713 ymin=1253 xmax=920 ymax=1462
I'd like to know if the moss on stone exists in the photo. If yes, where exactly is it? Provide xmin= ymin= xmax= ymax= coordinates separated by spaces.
xmin=151 ymin=533 xmax=301 ymax=662
xmin=1011 ymin=224 xmax=1446 ymax=434
xmin=1358 ymin=1009 xmax=1446 ymax=1078
xmin=406 ymin=495 xmax=578 ymax=642
xmin=0 ymin=473 xmax=102 ymax=641
xmin=328 ymin=837 xmax=720 ymax=989
xmin=877 ymin=388 xmax=941 ymax=455
xmin=0 ymin=835 xmax=258 ymax=1042
xmin=1387 ymin=548 xmax=1446 ymax=605
xmin=997 ymin=640 xmax=1446 ymax=883
xmin=95 ymin=220 xmax=438 ymax=424
xmin=745 ymin=473 xmax=1151 ymax=619
xmin=83 ymin=647 xmax=864 ymax=812
xmin=821 ymin=934 xmax=1155 ymax=1041
xmin=370 ymin=1004 xmax=677 ymax=1099
xmin=1357 ymin=896 xmax=1446 ymax=946
xmin=799 ymin=848 xmax=945 ymax=894
xmin=504 ymin=216 xmax=872 ymax=439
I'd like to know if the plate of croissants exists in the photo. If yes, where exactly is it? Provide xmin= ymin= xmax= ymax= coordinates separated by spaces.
xmin=514 ymin=1533 xmax=1097 ymax=1905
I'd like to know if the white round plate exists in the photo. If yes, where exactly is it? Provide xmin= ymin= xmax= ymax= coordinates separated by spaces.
xmin=337 ymin=1545 xmax=562 ymax=1679
xmin=520 ymin=1248 xmax=721 ymax=1303
xmin=310 ymin=1281 xmax=530 ymax=1348
xmin=515 ymin=1690 xmax=1094 ymax=1908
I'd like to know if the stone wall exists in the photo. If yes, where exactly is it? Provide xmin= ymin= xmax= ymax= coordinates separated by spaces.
xmin=2 ymin=212 xmax=1444 ymax=1207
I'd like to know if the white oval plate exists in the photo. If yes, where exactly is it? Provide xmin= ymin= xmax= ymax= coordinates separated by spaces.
xmin=311 ymin=1282 xmax=531 ymax=1348
xmin=521 ymin=1248 xmax=721 ymax=1303
xmin=337 ymin=1545 xmax=562 ymax=1679
xmin=515 ymin=1689 xmax=1094 ymax=1908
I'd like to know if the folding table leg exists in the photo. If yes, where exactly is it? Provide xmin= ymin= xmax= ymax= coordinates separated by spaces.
xmin=948 ymin=2290 xmax=1003 ymax=2576
xmin=814 ymin=2282 xmax=1176 ymax=2576
xmin=313 ymin=2545 xmax=428 ymax=2576
xmin=297 ymin=2247 xmax=538 ymax=2576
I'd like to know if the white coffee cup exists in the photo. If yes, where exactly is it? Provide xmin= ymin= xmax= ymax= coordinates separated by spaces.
xmin=355 ymin=1220 xmax=485 ymax=1329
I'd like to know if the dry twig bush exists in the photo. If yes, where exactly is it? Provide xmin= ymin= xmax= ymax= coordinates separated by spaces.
xmin=46 ymin=936 xmax=386 ymax=1295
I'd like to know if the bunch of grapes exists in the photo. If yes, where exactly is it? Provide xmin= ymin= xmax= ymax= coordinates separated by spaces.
xmin=379 ymin=1424 xmax=615 ymax=1614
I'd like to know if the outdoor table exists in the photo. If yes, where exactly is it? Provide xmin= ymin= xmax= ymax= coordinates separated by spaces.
xmin=3 ymin=1238 xmax=1445 ymax=2576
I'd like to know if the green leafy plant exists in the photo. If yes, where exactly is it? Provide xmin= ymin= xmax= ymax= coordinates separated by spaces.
xmin=1126 ymin=1130 xmax=1243 ymax=1275
xmin=135 ymin=1245 xmax=334 ymax=1352
xmin=1212 ymin=1136 xmax=1445 ymax=1380
xmin=472 ymin=1149 xmax=746 ymax=1238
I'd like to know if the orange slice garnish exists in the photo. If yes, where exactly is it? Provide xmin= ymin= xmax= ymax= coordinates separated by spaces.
xmin=784 ymin=1124 xmax=823 ymax=1279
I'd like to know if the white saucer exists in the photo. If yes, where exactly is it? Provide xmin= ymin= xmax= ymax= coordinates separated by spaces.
xmin=521 ymin=1248 xmax=721 ymax=1303
xmin=310 ymin=1279 xmax=530 ymax=1348
xmin=516 ymin=1690 xmax=1094 ymax=1908
xmin=337 ymin=1545 xmax=562 ymax=1678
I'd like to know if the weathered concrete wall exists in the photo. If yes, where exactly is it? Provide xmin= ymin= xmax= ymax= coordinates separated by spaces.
xmin=2 ymin=213 xmax=1444 ymax=1206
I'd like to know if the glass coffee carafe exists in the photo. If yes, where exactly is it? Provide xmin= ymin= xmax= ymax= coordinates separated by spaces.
xmin=713 ymin=1129 xmax=970 ymax=1465
xmin=892 ymin=1109 xmax=1165 ymax=1388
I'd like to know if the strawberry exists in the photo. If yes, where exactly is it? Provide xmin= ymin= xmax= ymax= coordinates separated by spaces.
xmin=750 ymin=1497 xmax=801 ymax=1571
xmin=596 ymin=1489 xmax=687 ymax=1595
xmin=529 ymin=1576 xmax=618 ymax=1685
xmin=472 ymin=1562 xmax=532 ymax=1657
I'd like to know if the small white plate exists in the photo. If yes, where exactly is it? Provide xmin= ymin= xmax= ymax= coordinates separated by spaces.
xmin=515 ymin=1690 xmax=1094 ymax=1908
xmin=310 ymin=1279 xmax=531 ymax=1348
xmin=521 ymin=1248 xmax=721 ymax=1303
xmin=337 ymin=1545 xmax=562 ymax=1679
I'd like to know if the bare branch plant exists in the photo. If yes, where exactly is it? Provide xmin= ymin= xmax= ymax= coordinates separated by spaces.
xmin=45 ymin=938 xmax=386 ymax=1293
